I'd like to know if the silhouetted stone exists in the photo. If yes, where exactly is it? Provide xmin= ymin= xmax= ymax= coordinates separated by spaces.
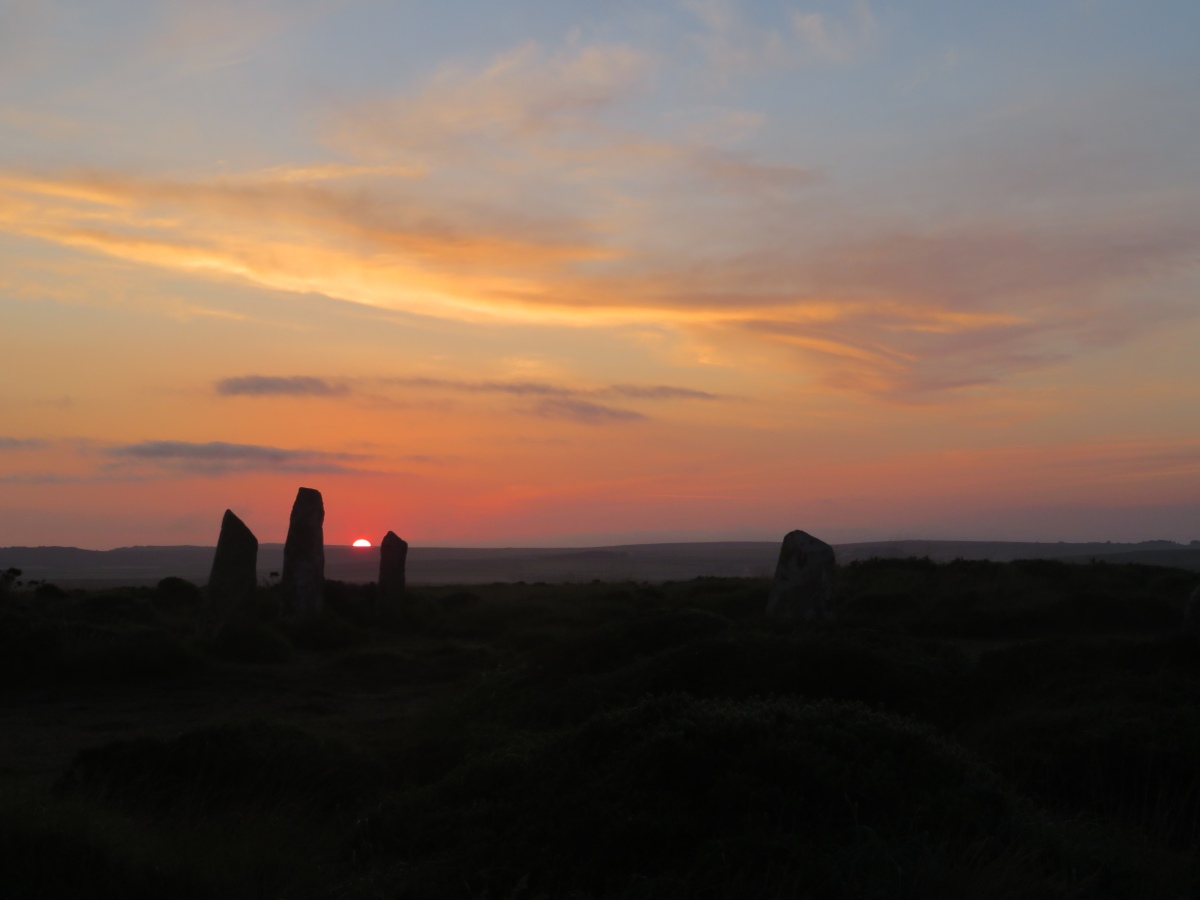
xmin=281 ymin=487 xmax=325 ymax=617
xmin=198 ymin=510 xmax=258 ymax=639
xmin=1185 ymin=584 xmax=1200 ymax=636
xmin=766 ymin=530 xmax=836 ymax=620
xmin=377 ymin=531 xmax=409 ymax=610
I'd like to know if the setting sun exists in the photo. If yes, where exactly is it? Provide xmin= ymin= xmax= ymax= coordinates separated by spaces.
xmin=352 ymin=539 xmax=371 ymax=548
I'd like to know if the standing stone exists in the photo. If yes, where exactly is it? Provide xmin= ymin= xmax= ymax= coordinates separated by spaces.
xmin=198 ymin=509 xmax=258 ymax=639
xmin=766 ymin=530 xmax=837 ymax=620
xmin=377 ymin=531 xmax=409 ymax=611
xmin=1185 ymin=584 xmax=1200 ymax=636
xmin=281 ymin=487 xmax=325 ymax=617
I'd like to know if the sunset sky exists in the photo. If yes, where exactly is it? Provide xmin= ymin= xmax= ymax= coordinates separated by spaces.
xmin=2 ymin=0 xmax=1199 ymax=549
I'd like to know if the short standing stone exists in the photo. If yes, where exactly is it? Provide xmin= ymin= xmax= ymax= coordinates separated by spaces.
xmin=1185 ymin=584 xmax=1200 ymax=636
xmin=281 ymin=487 xmax=325 ymax=617
xmin=198 ymin=509 xmax=258 ymax=639
xmin=765 ymin=530 xmax=837 ymax=620
xmin=377 ymin=531 xmax=409 ymax=610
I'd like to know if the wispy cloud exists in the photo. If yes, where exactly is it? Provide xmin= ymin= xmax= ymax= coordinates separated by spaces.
xmin=792 ymin=2 xmax=877 ymax=64
xmin=0 ymin=471 xmax=81 ymax=485
xmin=1 ymin=25 xmax=1195 ymax=405
xmin=530 ymin=398 xmax=647 ymax=423
xmin=215 ymin=375 xmax=349 ymax=397
xmin=213 ymin=374 xmax=726 ymax=416
xmin=337 ymin=40 xmax=652 ymax=157
xmin=104 ymin=440 xmax=370 ymax=475
xmin=681 ymin=0 xmax=877 ymax=79
xmin=0 ymin=437 xmax=49 ymax=450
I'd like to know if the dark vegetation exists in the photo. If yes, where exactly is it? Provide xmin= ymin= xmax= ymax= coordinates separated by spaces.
xmin=0 ymin=558 xmax=1198 ymax=897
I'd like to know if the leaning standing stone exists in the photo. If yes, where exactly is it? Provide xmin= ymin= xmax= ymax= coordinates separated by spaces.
xmin=377 ymin=531 xmax=409 ymax=610
xmin=1185 ymin=584 xmax=1200 ymax=636
xmin=281 ymin=487 xmax=325 ymax=617
xmin=198 ymin=509 xmax=258 ymax=639
xmin=766 ymin=530 xmax=837 ymax=620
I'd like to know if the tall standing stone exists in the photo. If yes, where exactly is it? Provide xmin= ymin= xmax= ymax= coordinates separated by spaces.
xmin=198 ymin=509 xmax=258 ymax=639
xmin=377 ymin=531 xmax=409 ymax=611
xmin=766 ymin=530 xmax=837 ymax=620
xmin=1185 ymin=584 xmax=1200 ymax=636
xmin=281 ymin=487 xmax=325 ymax=617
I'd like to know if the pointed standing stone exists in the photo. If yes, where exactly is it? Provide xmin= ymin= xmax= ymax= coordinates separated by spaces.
xmin=1185 ymin=584 xmax=1200 ymax=636
xmin=198 ymin=509 xmax=258 ymax=639
xmin=766 ymin=530 xmax=837 ymax=620
xmin=377 ymin=531 xmax=409 ymax=611
xmin=281 ymin=487 xmax=325 ymax=617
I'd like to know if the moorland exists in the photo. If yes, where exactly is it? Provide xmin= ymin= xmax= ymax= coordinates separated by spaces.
xmin=2 ymin=557 xmax=1200 ymax=898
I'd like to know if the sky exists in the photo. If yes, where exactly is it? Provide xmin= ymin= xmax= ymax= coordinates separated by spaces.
xmin=1 ymin=0 xmax=1199 ymax=549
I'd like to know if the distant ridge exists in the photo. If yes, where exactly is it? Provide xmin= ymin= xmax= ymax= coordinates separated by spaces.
xmin=3 ymin=539 xmax=1199 ymax=588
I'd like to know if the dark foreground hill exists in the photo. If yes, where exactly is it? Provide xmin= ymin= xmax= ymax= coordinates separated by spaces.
xmin=1 ymin=557 xmax=1200 ymax=898
xmin=5 ymin=538 xmax=1200 ymax=588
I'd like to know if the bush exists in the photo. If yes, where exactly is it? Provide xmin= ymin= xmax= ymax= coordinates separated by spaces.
xmin=206 ymin=625 xmax=294 ymax=665
xmin=78 ymin=591 xmax=160 ymax=627
xmin=504 ymin=628 xmax=972 ymax=730
xmin=330 ymin=644 xmax=493 ymax=684
xmin=58 ymin=722 xmax=384 ymax=817
xmin=155 ymin=577 xmax=201 ymax=607
xmin=278 ymin=610 xmax=369 ymax=652
xmin=0 ymin=623 xmax=206 ymax=684
xmin=360 ymin=695 xmax=1111 ymax=899
xmin=0 ymin=804 xmax=210 ymax=900
xmin=971 ymin=702 xmax=1200 ymax=848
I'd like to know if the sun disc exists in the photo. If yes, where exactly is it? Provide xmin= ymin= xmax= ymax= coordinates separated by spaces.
xmin=352 ymin=538 xmax=371 ymax=548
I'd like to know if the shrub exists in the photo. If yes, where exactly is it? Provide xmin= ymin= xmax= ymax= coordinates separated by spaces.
xmin=206 ymin=625 xmax=294 ymax=665
xmin=971 ymin=702 xmax=1200 ymax=848
xmin=278 ymin=610 xmax=369 ymax=652
xmin=0 ymin=623 xmax=205 ymax=684
xmin=359 ymin=695 xmax=1106 ymax=899
xmin=505 ymin=628 xmax=973 ymax=730
xmin=155 ymin=577 xmax=202 ymax=607
xmin=58 ymin=722 xmax=384 ymax=817
xmin=0 ymin=804 xmax=210 ymax=900
xmin=330 ymin=644 xmax=493 ymax=684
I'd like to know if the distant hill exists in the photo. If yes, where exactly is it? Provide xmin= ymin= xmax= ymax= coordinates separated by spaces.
xmin=3 ymin=539 xmax=1199 ymax=588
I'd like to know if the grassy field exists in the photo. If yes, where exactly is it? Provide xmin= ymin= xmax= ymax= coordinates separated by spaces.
xmin=1 ymin=558 xmax=1199 ymax=898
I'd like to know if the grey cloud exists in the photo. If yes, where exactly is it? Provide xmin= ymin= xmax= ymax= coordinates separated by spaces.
xmin=105 ymin=440 xmax=370 ymax=475
xmin=388 ymin=376 xmax=724 ymax=402
xmin=530 ymin=398 xmax=646 ymax=423
xmin=215 ymin=375 xmax=349 ymax=397
xmin=387 ymin=376 xmax=572 ymax=398
xmin=607 ymin=384 xmax=721 ymax=401
xmin=0 ymin=437 xmax=49 ymax=450
xmin=213 ymin=371 xmax=728 ymax=420
xmin=0 ymin=471 xmax=81 ymax=484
